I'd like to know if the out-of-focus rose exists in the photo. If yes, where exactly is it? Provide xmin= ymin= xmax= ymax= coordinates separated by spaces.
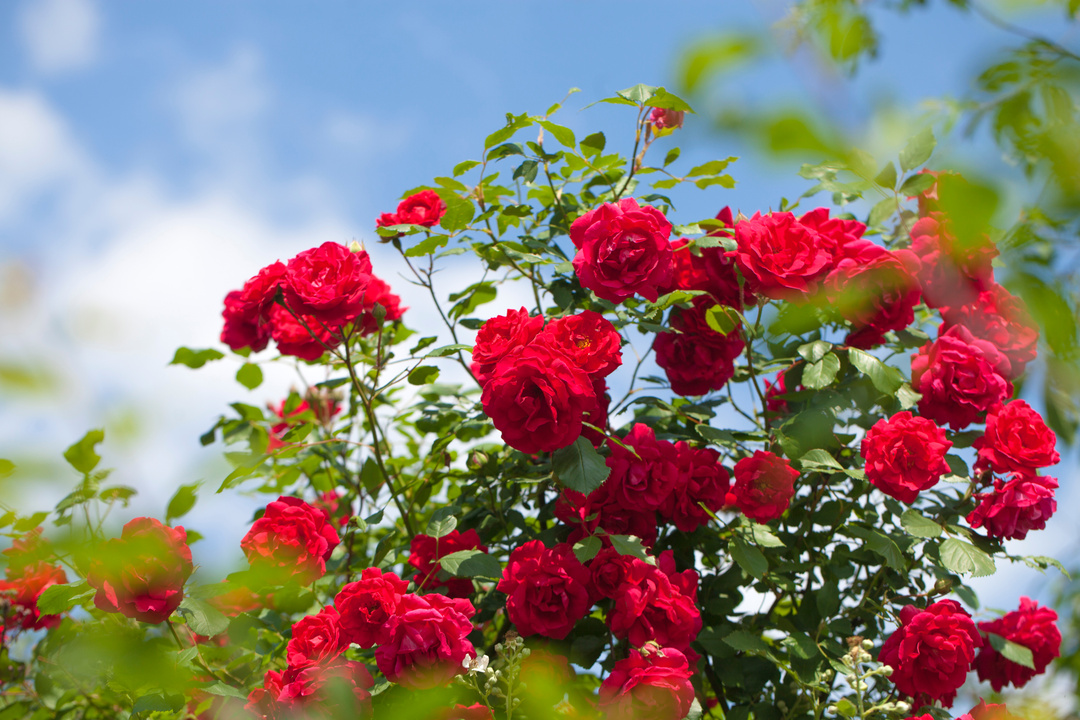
xmin=373 ymin=593 xmax=476 ymax=689
xmin=598 ymin=646 xmax=695 ymax=720
xmin=974 ymin=596 xmax=1061 ymax=692
xmin=727 ymin=451 xmax=798 ymax=523
xmin=908 ymin=214 xmax=997 ymax=310
xmin=408 ymin=529 xmax=489 ymax=599
xmin=941 ymin=283 xmax=1037 ymax=378
xmin=649 ymin=107 xmax=685 ymax=131
xmin=240 ymin=496 xmax=340 ymax=586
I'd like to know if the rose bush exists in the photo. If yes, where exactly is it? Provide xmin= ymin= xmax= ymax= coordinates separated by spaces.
xmin=0 ymin=84 xmax=1065 ymax=720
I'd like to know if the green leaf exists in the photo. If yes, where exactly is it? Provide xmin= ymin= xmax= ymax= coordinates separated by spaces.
xmin=440 ymin=197 xmax=475 ymax=233
xmin=63 ymin=429 xmax=104 ymax=474
xmin=453 ymin=160 xmax=480 ymax=177
xmin=868 ymin=197 xmax=898 ymax=226
xmin=784 ymin=632 xmax=818 ymax=659
xmin=802 ymin=353 xmax=840 ymax=389
xmin=0 ymin=459 xmax=14 ymax=480
xmin=552 ymin=437 xmax=611 ymax=495
xmin=236 ymin=363 xmax=263 ymax=390
xmin=899 ymin=127 xmax=936 ymax=172
xmin=617 ymin=83 xmax=658 ymax=104
xmin=37 ymin=581 xmax=92 ymax=615
xmin=797 ymin=340 xmax=833 ymax=363
xmin=900 ymin=509 xmax=941 ymax=538
xmin=939 ymin=538 xmax=997 ymax=578
xmin=132 ymin=693 xmax=184 ymax=717
xmin=644 ymin=88 xmax=694 ymax=113
xmin=847 ymin=526 xmax=905 ymax=571
xmin=573 ymin=536 xmax=602 ymax=563
xmin=799 ymin=449 xmax=843 ymax=473
xmin=360 ymin=458 xmax=384 ymax=495
xmin=663 ymin=147 xmax=680 ymax=166
xmin=166 ymin=483 xmax=199 ymax=522
xmin=426 ymin=344 xmax=473 ymax=358
xmin=651 ymin=178 xmax=679 ymax=190
xmin=404 ymin=234 xmax=450 ymax=257
xmin=408 ymin=366 xmax=440 ymax=385
xmin=538 ymin=120 xmax=575 ymax=148
xmin=439 ymin=550 xmax=502 ymax=580
xmin=170 ymin=347 xmax=225 ymax=368
xmin=609 ymin=535 xmax=651 ymax=563
xmin=723 ymin=630 xmax=769 ymax=654
xmin=704 ymin=305 xmax=738 ymax=335
xmin=178 ymin=597 xmax=229 ymax=635
xmin=687 ymin=158 xmax=735 ymax=177
xmin=874 ymin=161 xmax=897 ymax=189
xmin=897 ymin=383 xmax=922 ymax=410
xmin=986 ymin=632 xmax=1035 ymax=670
xmin=900 ymin=172 xmax=936 ymax=196
xmin=749 ymin=524 xmax=785 ymax=548
xmin=427 ymin=512 xmax=458 ymax=538
xmin=835 ymin=699 xmax=858 ymax=718
xmin=731 ymin=536 xmax=767 ymax=579
xmin=848 ymin=348 xmax=904 ymax=394
xmin=580 ymin=132 xmax=606 ymax=157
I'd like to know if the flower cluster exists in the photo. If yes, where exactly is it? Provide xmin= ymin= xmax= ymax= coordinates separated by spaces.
xmin=0 ymin=528 xmax=67 ymax=633
xmin=376 ymin=189 xmax=447 ymax=232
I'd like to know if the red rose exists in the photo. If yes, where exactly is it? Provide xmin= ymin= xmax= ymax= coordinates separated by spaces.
xmin=287 ymin=606 xmax=344 ymax=668
xmin=497 ymin=540 xmax=591 ymax=640
xmin=436 ymin=704 xmax=495 ymax=720
xmin=974 ymin=596 xmax=1061 ymax=692
xmin=941 ymin=283 xmax=1038 ymax=378
xmin=967 ymin=474 xmax=1057 ymax=541
xmin=908 ymin=214 xmax=997 ymax=309
xmin=654 ymin=297 xmax=745 ymax=397
xmin=879 ymin=600 xmax=983 ymax=708
xmin=601 ymin=424 xmax=680 ymax=513
xmin=240 ymin=496 xmax=340 ymax=586
xmin=376 ymin=211 xmax=400 ymax=230
xmin=374 ymin=592 xmax=476 ymax=689
xmin=471 ymin=307 xmax=545 ymax=386
xmin=608 ymin=558 xmax=701 ymax=657
xmin=974 ymin=400 xmax=1059 ymax=476
xmin=408 ymin=529 xmax=489 ymax=599
xmin=87 ymin=517 xmax=193 ymax=624
xmin=283 ymin=242 xmax=374 ymax=326
xmin=598 ymin=646 xmax=695 ymax=720
xmin=826 ymin=248 xmax=921 ymax=349
xmin=354 ymin=275 xmax=406 ymax=336
xmin=960 ymin=700 xmax=1022 ymax=720
xmin=334 ymin=567 xmax=409 ymax=648
xmin=246 ymin=659 xmax=374 ymax=719
xmin=480 ymin=343 xmax=596 ymax=454
xmin=220 ymin=261 xmax=287 ymax=353
xmin=0 ymin=561 xmax=67 ymax=632
xmin=649 ymin=107 xmax=685 ymax=130
xmin=395 ymin=190 xmax=447 ymax=227
xmin=555 ymin=489 xmax=659 ymax=550
xmin=536 ymin=310 xmax=623 ymax=378
xmin=764 ymin=369 xmax=797 ymax=415
xmin=312 ymin=491 xmax=352 ymax=529
xmin=267 ymin=396 xmax=343 ymax=452
xmin=729 ymin=210 xmax=836 ymax=301
xmin=570 ymin=198 xmax=674 ymax=304
xmin=267 ymin=304 xmax=341 ymax=362
xmin=911 ymin=325 xmax=1013 ymax=430
xmin=660 ymin=441 xmax=730 ymax=533
xmin=860 ymin=411 xmax=952 ymax=504
xmin=588 ymin=547 xmax=638 ymax=602
xmin=727 ymin=451 xmax=798 ymax=524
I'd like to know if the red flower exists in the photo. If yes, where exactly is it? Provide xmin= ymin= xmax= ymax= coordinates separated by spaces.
xmin=911 ymin=325 xmax=1013 ymax=430
xmin=497 ymin=540 xmax=591 ymax=640
xmin=240 ymin=496 xmax=340 ymax=586
xmin=87 ymin=517 xmax=194 ymax=624
xmin=395 ymin=190 xmax=447 ymax=227
xmin=607 ymin=558 xmax=701 ymax=657
xmin=598 ymin=646 xmax=696 ymax=720
xmin=588 ymin=547 xmax=638 ymax=602
xmin=408 ymin=529 xmax=489 ymax=599
xmin=245 ymin=659 xmax=373 ymax=719
xmin=649 ymin=108 xmax=685 ymax=130
xmin=471 ymin=307 xmax=545 ymax=386
xmin=287 ymin=606 xmax=344 ymax=668
xmin=436 ymin=704 xmax=494 ymax=720
xmin=480 ymin=343 xmax=596 ymax=454
xmin=267 ymin=396 xmax=343 ymax=452
xmin=967 ymin=474 xmax=1057 ymax=541
xmin=654 ymin=297 xmax=745 ymax=397
xmin=334 ymin=567 xmax=409 ymax=648
xmin=601 ymin=424 xmax=680 ymax=513
xmin=570 ymin=198 xmax=674 ymax=304
xmin=373 ymin=593 xmax=476 ymax=689
xmin=860 ymin=411 xmax=952 ymax=504
xmin=0 ymin=561 xmax=67 ymax=632
xmin=974 ymin=400 xmax=1059 ymax=477
xmin=353 ymin=275 xmax=406 ymax=335
xmin=960 ymin=700 xmax=1022 ymax=720
xmin=974 ymin=597 xmax=1061 ymax=692
xmin=941 ymin=283 xmax=1038 ymax=378
xmin=219 ymin=262 xmax=287 ymax=353
xmin=283 ymin=242 xmax=374 ymax=326
xmin=826 ymin=248 xmax=921 ymax=349
xmin=727 ymin=451 xmax=798 ymax=524
xmin=267 ymin=303 xmax=341 ymax=361
xmin=661 ymin=441 xmax=730 ymax=533
xmin=764 ymin=369 xmax=796 ymax=415
xmin=729 ymin=210 xmax=836 ymax=301
xmin=879 ymin=600 xmax=983 ymax=708
xmin=536 ymin=310 xmax=623 ymax=378
xmin=908 ymin=214 xmax=997 ymax=310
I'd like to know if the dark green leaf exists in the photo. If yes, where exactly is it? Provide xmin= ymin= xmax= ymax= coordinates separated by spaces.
xmin=236 ymin=363 xmax=263 ymax=390
xmin=797 ymin=340 xmax=833 ymax=363
xmin=723 ymin=630 xmax=769 ymax=654
xmin=170 ymin=347 xmax=225 ymax=368
xmin=404 ymin=234 xmax=450 ymax=257
xmin=663 ymin=148 xmax=680 ymax=166
xmin=132 ymin=693 xmax=184 ymax=717
xmin=573 ymin=536 xmax=602 ymax=563
xmin=360 ymin=458 xmax=384 ymax=495
xmin=645 ymin=88 xmax=694 ymax=113
xmin=580 ymin=132 xmax=606 ymax=157
xmin=802 ymin=353 xmax=840 ymax=389
xmin=427 ymin=515 xmax=457 ymax=538
xmin=166 ymin=483 xmax=199 ymax=522
xmin=732 ymin=536 xmax=767 ymax=579
xmin=552 ymin=437 xmax=611 ymax=495
xmin=986 ymin=632 xmax=1035 ymax=669
xmin=408 ymin=366 xmax=440 ymax=385
xmin=426 ymin=344 xmax=472 ymax=358
xmin=203 ymin=683 xmax=249 ymax=700
xmin=609 ymin=535 xmax=650 ymax=562
xmin=848 ymin=349 xmax=904 ymax=394
xmin=847 ymin=526 xmax=905 ymax=571
xmin=63 ymin=429 xmax=104 ymax=474
xmin=440 ymin=197 xmax=475 ymax=233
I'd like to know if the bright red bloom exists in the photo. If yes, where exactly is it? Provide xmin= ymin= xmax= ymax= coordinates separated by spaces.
xmin=334 ymin=567 xmax=409 ymax=649
xmin=0 ymin=561 xmax=67 ymax=632
xmin=287 ymin=606 xmax=343 ymax=668
xmin=649 ymin=107 xmax=685 ymax=130
xmin=911 ymin=325 xmax=1013 ymax=430
xmin=373 ymin=593 xmax=476 ymax=689
xmin=661 ymin=441 xmax=730 ymax=533
xmin=908 ymin=214 xmax=997 ymax=310
xmin=283 ymin=242 xmax=374 ymax=326
xmin=471 ymin=307 xmax=546 ymax=386
xmin=267 ymin=395 xmax=343 ymax=452
xmin=974 ymin=597 xmax=1061 ymax=692
xmin=570 ymin=198 xmax=674 ymax=304
xmin=967 ymin=474 xmax=1057 ymax=541
xmin=245 ymin=659 xmax=374 ymax=719
xmin=480 ymin=343 xmax=596 ymax=454
xmin=497 ymin=540 xmax=591 ymax=640
xmin=87 ymin=517 xmax=193 ymax=624
xmin=974 ymin=400 xmax=1059 ymax=477
xmin=395 ymin=190 xmax=447 ymax=227
xmin=598 ymin=646 xmax=696 ymax=720
xmin=536 ymin=310 xmax=623 ymax=378
xmin=588 ymin=547 xmax=638 ymax=603
xmin=654 ymin=297 xmax=745 ymax=396
xmin=941 ymin=283 xmax=1038 ymax=379
xmin=861 ymin=411 xmax=952 ymax=504
xmin=353 ymin=275 xmax=407 ymax=336
xmin=601 ymin=424 xmax=680 ymax=513
xmin=730 ymin=210 xmax=837 ymax=301
xmin=408 ymin=529 xmax=489 ymax=599
xmin=727 ymin=451 xmax=798 ymax=524
xmin=879 ymin=600 xmax=983 ymax=708
xmin=220 ymin=261 xmax=287 ymax=353
xmin=267 ymin=303 xmax=341 ymax=361
xmin=607 ymin=557 xmax=701 ymax=657
xmin=240 ymin=496 xmax=340 ymax=586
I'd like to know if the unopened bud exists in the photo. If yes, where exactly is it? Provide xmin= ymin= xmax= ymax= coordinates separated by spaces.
xmin=896 ymin=702 xmax=910 ymax=713
xmin=881 ymin=665 xmax=894 ymax=677
xmin=349 ymin=240 xmax=364 ymax=253
xmin=861 ymin=639 xmax=873 ymax=651
xmin=934 ymin=578 xmax=952 ymax=594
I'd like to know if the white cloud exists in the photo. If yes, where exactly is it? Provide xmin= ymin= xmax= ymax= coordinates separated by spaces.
xmin=18 ymin=0 xmax=100 ymax=75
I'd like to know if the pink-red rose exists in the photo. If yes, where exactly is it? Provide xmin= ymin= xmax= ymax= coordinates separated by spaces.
xmin=535 ymin=310 xmax=622 ymax=378
xmin=373 ymin=592 xmax=476 ymax=689
xmin=911 ymin=325 xmax=1013 ymax=430
xmin=973 ymin=400 xmax=1059 ymax=477
xmin=729 ymin=210 xmax=836 ymax=301
xmin=598 ymin=646 xmax=696 ymax=720
xmin=727 ymin=451 xmax=798 ymax=524
xmin=649 ymin=107 xmax=685 ymax=130
xmin=241 ymin=496 xmax=340 ymax=586
xmin=497 ymin=540 xmax=591 ymax=640
xmin=967 ymin=474 xmax=1057 ymax=541
xmin=861 ymin=411 xmax=952 ymax=504
xmin=570 ymin=198 xmax=674 ymax=304
xmin=287 ymin=606 xmax=343 ymax=668
xmin=974 ymin=597 xmax=1061 ymax=692
xmin=87 ymin=517 xmax=194 ymax=624
xmin=471 ymin=307 xmax=545 ymax=385
xmin=283 ymin=242 xmax=374 ymax=326
xmin=334 ymin=567 xmax=409 ymax=648
xmin=879 ymin=600 xmax=982 ymax=708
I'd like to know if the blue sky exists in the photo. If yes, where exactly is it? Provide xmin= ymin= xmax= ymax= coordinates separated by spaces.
xmin=0 ymin=2 xmax=1075 ymax=682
